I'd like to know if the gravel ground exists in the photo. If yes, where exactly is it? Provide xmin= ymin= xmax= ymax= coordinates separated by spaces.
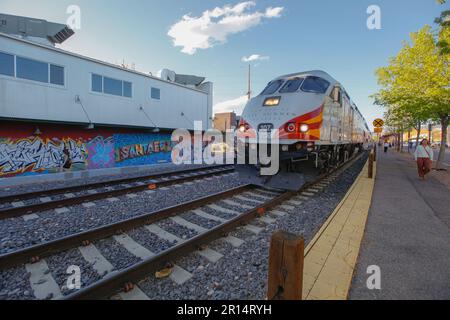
xmin=0 ymin=265 xmax=33 ymax=300
xmin=199 ymin=206 xmax=238 ymax=220
xmin=0 ymin=172 xmax=244 ymax=254
xmin=0 ymin=154 xmax=367 ymax=300
xmin=127 ymin=228 xmax=175 ymax=254
xmin=156 ymin=220 xmax=199 ymax=240
xmin=179 ymin=212 xmax=222 ymax=229
xmin=136 ymin=153 xmax=368 ymax=300
xmin=94 ymin=237 xmax=142 ymax=271
xmin=45 ymin=248 xmax=102 ymax=296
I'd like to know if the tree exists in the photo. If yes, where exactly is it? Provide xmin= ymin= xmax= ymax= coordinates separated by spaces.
xmin=374 ymin=25 xmax=450 ymax=169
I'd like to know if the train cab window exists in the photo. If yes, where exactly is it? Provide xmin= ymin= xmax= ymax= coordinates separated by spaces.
xmin=279 ymin=77 xmax=304 ymax=93
xmin=261 ymin=80 xmax=284 ymax=95
xmin=301 ymin=76 xmax=330 ymax=94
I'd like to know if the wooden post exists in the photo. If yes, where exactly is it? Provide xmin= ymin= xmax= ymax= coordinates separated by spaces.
xmin=368 ymin=152 xmax=374 ymax=179
xmin=267 ymin=231 xmax=304 ymax=300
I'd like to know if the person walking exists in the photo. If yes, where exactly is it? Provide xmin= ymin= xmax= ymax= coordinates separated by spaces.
xmin=384 ymin=141 xmax=389 ymax=153
xmin=414 ymin=139 xmax=433 ymax=180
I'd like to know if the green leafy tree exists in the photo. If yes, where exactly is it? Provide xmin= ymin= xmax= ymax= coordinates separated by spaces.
xmin=374 ymin=25 xmax=450 ymax=168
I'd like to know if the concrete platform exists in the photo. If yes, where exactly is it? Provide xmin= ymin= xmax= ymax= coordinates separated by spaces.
xmin=349 ymin=151 xmax=450 ymax=300
xmin=302 ymin=158 xmax=375 ymax=300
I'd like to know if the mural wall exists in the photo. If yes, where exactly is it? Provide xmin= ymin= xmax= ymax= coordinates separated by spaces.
xmin=0 ymin=122 xmax=175 ymax=178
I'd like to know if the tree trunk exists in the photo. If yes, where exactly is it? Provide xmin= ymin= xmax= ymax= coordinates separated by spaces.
xmin=415 ymin=122 xmax=422 ymax=149
xmin=436 ymin=116 xmax=449 ymax=170
xmin=407 ymin=129 xmax=411 ymax=153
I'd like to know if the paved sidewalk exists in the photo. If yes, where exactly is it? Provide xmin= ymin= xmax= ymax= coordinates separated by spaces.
xmin=349 ymin=151 xmax=450 ymax=299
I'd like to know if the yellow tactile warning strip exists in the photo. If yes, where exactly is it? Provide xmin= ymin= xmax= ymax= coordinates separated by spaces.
xmin=302 ymin=159 xmax=376 ymax=300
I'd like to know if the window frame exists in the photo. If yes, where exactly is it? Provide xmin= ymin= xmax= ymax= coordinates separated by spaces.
xmin=150 ymin=87 xmax=161 ymax=100
xmin=16 ymin=55 xmax=50 ymax=84
xmin=0 ymin=52 xmax=67 ymax=88
xmin=260 ymin=79 xmax=285 ymax=96
xmin=103 ymin=75 xmax=125 ymax=97
xmin=300 ymin=76 xmax=330 ymax=94
xmin=90 ymin=73 xmax=133 ymax=98
xmin=49 ymin=63 xmax=65 ymax=86
xmin=279 ymin=77 xmax=305 ymax=93
xmin=0 ymin=51 xmax=15 ymax=78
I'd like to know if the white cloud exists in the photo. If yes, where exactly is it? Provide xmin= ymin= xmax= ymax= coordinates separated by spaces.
xmin=214 ymin=95 xmax=249 ymax=115
xmin=241 ymin=54 xmax=269 ymax=62
xmin=168 ymin=1 xmax=284 ymax=55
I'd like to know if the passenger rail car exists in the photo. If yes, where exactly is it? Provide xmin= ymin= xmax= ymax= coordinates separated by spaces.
xmin=237 ymin=70 xmax=372 ymax=190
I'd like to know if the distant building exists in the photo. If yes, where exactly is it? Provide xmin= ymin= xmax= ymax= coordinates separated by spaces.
xmin=213 ymin=112 xmax=237 ymax=132
xmin=0 ymin=14 xmax=213 ymax=179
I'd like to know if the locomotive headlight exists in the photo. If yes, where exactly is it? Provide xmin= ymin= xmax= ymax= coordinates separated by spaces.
xmin=300 ymin=124 xmax=309 ymax=133
xmin=263 ymin=97 xmax=281 ymax=107
xmin=239 ymin=125 xmax=246 ymax=133
xmin=281 ymin=145 xmax=289 ymax=152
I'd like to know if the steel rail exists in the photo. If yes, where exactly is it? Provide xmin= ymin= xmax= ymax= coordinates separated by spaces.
xmin=66 ymin=190 xmax=294 ymax=300
xmin=0 ymin=166 xmax=235 ymax=220
xmin=65 ymin=151 xmax=367 ymax=300
xmin=0 ymin=184 xmax=252 ymax=269
xmin=0 ymin=165 xmax=233 ymax=204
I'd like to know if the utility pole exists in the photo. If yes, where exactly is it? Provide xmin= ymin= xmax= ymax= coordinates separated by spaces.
xmin=247 ymin=64 xmax=251 ymax=100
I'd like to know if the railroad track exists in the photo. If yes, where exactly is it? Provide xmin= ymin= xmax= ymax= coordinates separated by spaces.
xmin=0 ymin=152 xmax=366 ymax=300
xmin=0 ymin=165 xmax=234 ymax=220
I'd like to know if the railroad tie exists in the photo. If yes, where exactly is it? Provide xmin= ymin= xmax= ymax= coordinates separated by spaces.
xmin=207 ymin=204 xmax=240 ymax=216
xmin=197 ymin=248 xmax=223 ymax=263
xmin=118 ymin=286 xmax=150 ymax=300
xmin=25 ymin=260 xmax=63 ymax=300
xmin=78 ymin=244 xmax=114 ymax=276
xmin=145 ymin=225 xmax=184 ymax=244
xmin=192 ymin=209 xmax=227 ymax=223
xmin=113 ymin=234 xmax=155 ymax=260
xmin=223 ymin=236 xmax=245 ymax=248
xmin=170 ymin=216 xmax=208 ymax=234
xmin=222 ymin=199 xmax=253 ymax=210
xmin=170 ymin=265 xmax=193 ymax=285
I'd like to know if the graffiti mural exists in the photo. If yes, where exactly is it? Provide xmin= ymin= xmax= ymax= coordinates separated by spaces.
xmin=0 ymin=122 xmax=177 ymax=178
xmin=114 ymin=133 xmax=173 ymax=167
xmin=86 ymin=136 xmax=115 ymax=169
xmin=0 ymin=137 xmax=87 ymax=177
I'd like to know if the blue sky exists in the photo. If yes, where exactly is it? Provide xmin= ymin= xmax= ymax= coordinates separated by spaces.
xmin=0 ymin=0 xmax=446 ymax=129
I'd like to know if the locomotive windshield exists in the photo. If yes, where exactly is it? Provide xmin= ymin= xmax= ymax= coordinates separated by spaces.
xmin=261 ymin=79 xmax=284 ymax=95
xmin=301 ymin=76 xmax=330 ymax=94
xmin=279 ymin=77 xmax=305 ymax=93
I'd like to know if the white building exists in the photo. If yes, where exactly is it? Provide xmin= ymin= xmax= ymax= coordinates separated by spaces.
xmin=0 ymin=14 xmax=213 ymax=131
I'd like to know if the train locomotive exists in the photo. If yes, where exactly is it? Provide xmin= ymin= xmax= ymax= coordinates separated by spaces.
xmin=236 ymin=70 xmax=372 ymax=191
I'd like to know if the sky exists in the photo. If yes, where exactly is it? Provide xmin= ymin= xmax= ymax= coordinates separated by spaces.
xmin=0 ymin=0 xmax=446 ymax=129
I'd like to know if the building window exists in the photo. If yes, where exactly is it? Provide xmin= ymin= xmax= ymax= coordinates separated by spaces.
xmin=92 ymin=74 xmax=132 ymax=98
xmin=92 ymin=74 xmax=103 ymax=92
xmin=104 ymin=76 xmax=123 ymax=96
xmin=16 ymin=56 xmax=49 ymax=83
xmin=123 ymin=81 xmax=132 ymax=98
xmin=151 ymin=87 xmax=160 ymax=100
xmin=0 ymin=52 xmax=14 ymax=77
xmin=50 ymin=64 xmax=65 ymax=86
